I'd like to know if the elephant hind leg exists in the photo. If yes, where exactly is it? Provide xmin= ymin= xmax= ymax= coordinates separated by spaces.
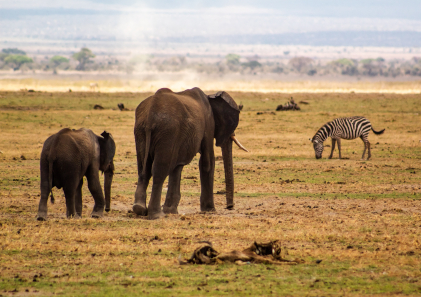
xmin=37 ymin=179 xmax=51 ymax=221
xmin=37 ymin=159 xmax=51 ymax=221
xmin=133 ymin=156 xmax=152 ymax=216
xmin=63 ymin=181 xmax=79 ymax=219
xmin=163 ymin=165 xmax=183 ymax=214
xmin=147 ymin=158 xmax=172 ymax=220
xmin=75 ymin=179 xmax=83 ymax=217
xmin=148 ymin=177 xmax=166 ymax=220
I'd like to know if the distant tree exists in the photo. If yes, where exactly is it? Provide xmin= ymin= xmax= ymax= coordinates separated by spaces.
xmin=242 ymin=60 xmax=261 ymax=70
xmin=412 ymin=57 xmax=421 ymax=64
xmin=50 ymin=55 xmax=69 ymax=74
xmin=2 ymin=48 xmax=26 ymax=55
xmin=50 ymin=55 xmax=69 ymax=66
xmin=333 ymin=58 xmax=355 ymax=67
xmin=307 ymin=69 xmax=317 ymax=76
xmin=4 ymin=55 xmax=33 ymax=70
xmin=73 ymin=47 xmax=95 ymax=70
xmin=272 ymin=66 xmax=284 ymax=73
xmin=332 ymin=58 xmax=358 ymax=76
xmin=360 ymin=58 xmax=383 ymax=76
xmin=288 ymin=57 xmax=313 ymax=72
xmin=0 ymin=52 xmax=8 ymax=61
xmin=360 ymin=58 xmax=375 ymax=65
xmin=225 ymin=53 xmax=240 ymax=65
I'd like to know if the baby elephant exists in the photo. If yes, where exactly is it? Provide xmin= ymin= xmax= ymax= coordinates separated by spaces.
xmin=37 ymin=128 xmax=116 ymax=220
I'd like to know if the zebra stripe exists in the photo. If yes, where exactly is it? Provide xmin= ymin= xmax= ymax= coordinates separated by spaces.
xmin=311 ymin=116 xmax=385 ymax=160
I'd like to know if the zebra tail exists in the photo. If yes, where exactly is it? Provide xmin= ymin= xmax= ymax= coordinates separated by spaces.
xmin=371 ymin=127 xmax=385 ymax=135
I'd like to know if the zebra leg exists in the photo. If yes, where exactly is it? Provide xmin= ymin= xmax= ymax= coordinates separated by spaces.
xmin=366 ymin=141 xmax=371 ymax=160
xmin=328 ymin=138 xmax=336 ymax=159
xmin=337 ymin=138 xmax=342 ymax=159
xmin=360 ymin=136 xmax=368 ymax=160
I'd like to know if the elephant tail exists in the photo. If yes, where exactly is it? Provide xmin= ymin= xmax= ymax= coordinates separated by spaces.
xmin=142 ymin=128 xmax=152 ymax=177
xmin=48 ymin=159 xmax=55 ymax=204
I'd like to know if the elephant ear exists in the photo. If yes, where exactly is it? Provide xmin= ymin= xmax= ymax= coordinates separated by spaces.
xmin=99 ymin=131 xmax=116 ymax=173
xmin=208 ymin=91 xmax=240 ymax=147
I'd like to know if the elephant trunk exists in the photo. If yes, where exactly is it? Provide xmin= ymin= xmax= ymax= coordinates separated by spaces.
xmin=104 ymin=170 xmax=113 ymax=212
xmin=221 ymin=138 xmax=234 ymax=209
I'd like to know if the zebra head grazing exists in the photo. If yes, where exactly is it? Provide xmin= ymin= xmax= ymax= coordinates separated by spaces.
xmin=311 ymin=138 xmax=324 ymax=159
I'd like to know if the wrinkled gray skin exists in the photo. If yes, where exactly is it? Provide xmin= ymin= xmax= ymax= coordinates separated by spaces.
xmin=133 ymin=88 xmax=241 ymax=220
xmin=37 ymin=128 xmax=116 ymax=221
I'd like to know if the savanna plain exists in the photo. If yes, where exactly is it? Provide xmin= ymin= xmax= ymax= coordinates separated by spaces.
xmin=0 ymin=88 xmax=420 ymax=296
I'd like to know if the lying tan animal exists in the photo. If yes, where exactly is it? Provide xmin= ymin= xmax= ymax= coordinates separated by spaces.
xmin=179 ymin=240 xmax=303 ymax=265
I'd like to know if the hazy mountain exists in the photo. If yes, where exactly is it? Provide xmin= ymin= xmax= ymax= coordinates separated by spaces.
xmin=165 ymin=31 xmax=421 ymax=47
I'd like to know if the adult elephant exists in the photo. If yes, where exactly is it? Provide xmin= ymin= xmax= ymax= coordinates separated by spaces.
xmin=133 ymin=87 xmax=248 ymax=220
xmin=37 ymin=128 xmax=116 ymax=221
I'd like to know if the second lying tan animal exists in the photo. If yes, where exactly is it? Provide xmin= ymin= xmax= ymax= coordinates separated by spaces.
xmin=179 ymin=240 xmax=303 ymax=265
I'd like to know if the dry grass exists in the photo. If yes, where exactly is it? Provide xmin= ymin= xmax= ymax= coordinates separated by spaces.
xmin=0 ymin=90 xmax=420 ymax=296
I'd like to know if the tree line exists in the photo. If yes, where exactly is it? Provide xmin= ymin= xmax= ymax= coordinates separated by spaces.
xmin=0 ymin=47 xmax=94 ymax=73
xmin=1 ymin=47 xmax=421 ymax=78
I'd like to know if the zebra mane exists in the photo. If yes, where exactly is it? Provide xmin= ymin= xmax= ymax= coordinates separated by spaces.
xmin=313 ymin=122 xmax=332 ymax=142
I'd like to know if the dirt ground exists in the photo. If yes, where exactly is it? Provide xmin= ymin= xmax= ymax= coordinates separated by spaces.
xmin=0 ymin=90 xmax=420 ymax=296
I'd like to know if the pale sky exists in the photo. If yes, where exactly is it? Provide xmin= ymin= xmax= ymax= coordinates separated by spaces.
xmin=1 ymin=0 xmax=420 ymax=19
xmin=1 ymin=0 xmax=420 ymax=45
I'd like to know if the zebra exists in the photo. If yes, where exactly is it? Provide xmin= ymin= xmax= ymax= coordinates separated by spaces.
xmin=310 ymin=116 xmax=385 ymax=160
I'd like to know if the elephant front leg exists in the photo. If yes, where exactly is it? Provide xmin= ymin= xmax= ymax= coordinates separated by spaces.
xmin=86 ymin=171 xmax=105 ymax=218
xmin=199 ymin=150 xmax=216 ymax=212
xmin=163 ymin=165 xmax=183 ymax=214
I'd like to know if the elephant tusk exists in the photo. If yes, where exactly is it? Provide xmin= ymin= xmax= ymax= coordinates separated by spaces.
xmin=231 ymin=135 xmax=249 ymax=152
